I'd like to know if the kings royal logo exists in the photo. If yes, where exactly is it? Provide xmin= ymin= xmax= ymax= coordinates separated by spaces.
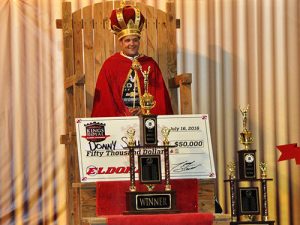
xmin=82 ymin=122 xmax=110 ymax=142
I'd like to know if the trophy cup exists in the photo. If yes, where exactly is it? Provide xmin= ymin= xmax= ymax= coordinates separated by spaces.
xmin=124 ymin=65 xmax=178 ymax=214
xmin=224 ymin=105 xmax=275 ymax=224
xmin=237 ymin=105 xmax=256 ymax=179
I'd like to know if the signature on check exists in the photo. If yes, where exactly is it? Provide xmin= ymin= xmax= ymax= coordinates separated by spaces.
xmin=171 ymin=160 xmax=201 ymax=172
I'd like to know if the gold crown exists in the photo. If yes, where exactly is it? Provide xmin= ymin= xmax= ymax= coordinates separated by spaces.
xmin=109 ymin=4 xmax=145 ymax=40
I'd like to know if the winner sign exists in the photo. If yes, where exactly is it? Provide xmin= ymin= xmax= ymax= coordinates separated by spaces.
xmin=75 ymin=114 xmax=216 ymax=182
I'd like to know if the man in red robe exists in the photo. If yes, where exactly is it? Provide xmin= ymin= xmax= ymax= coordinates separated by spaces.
xmin=91 ymin=4 xmax=173 ymax=117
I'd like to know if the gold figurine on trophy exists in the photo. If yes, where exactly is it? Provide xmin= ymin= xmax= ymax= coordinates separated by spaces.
xmin=259 ymin=162 xmax=267 ymax=179
xmin=239 ymin=105 xmax=253 ymax=150
xmin=161 ymin=127 xmax=171 ymax=145
xmin=140 ymin=66 xmax=156 ymax=115
xmin=127 ymin=127 xmax=136 ymax=147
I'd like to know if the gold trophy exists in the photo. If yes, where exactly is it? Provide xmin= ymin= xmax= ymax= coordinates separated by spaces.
xmin=162 ymin=127 xmax=171 ymax=145
xmin=124 ymin=64 xmax=178 ymax=214
xmin=224 ymin=105 xmax=274 ymax=224
xmin=237 ymin=105 xmax=256 ymax=179
xmin=239 ymin=105 xmax=253 ymax=150
xmin=140 ymin=66 xmax=156 ymax=115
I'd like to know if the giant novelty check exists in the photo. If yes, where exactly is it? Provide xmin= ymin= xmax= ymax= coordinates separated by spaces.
xmin=75 ymin=114 xmax=216 ymax=182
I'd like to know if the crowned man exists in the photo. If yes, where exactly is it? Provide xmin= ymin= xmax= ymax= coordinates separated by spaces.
xmin=91 ymin=3 xmax=173 ymax=117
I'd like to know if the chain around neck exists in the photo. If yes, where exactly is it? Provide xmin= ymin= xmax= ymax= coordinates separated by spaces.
xmin=120 ymin=51 xmax=140 ymax=61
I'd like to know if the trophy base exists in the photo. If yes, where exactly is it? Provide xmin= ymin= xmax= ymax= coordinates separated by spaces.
xmin=124 ymin=190 xmax=179 ymax=214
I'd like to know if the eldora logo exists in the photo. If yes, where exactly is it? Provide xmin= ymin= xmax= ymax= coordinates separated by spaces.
xmin=86 ymin=165 xmax=139 ymax=176
xmin=86 ymin=165 xmax=98 ymax=176
xmin=82 ymin=122 xmax=110 ymax=142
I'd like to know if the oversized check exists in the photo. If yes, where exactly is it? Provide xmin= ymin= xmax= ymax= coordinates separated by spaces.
xmin=75 ymin=114 xmax=216 ymax=182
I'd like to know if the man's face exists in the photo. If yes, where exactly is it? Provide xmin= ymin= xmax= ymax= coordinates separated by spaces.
xmin=119 ymin=35 xmax=140 ymax=57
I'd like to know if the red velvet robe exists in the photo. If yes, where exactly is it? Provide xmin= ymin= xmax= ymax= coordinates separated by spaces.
xmin=91 ymin=53 xmax=173 ymax=117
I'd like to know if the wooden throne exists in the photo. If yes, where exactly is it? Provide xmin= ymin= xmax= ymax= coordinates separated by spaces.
xmin=56 ymin=1 xmax=219 ymax=225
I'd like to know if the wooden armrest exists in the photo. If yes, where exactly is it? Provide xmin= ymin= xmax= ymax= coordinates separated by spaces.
xmin=81 ymin=217 xmax=107 ymax=225
xmin=60 ymin=132 xmax=77 ymax=144
xmin=168 ymin=73 xmax=193 ymax=114
xmin=72 ymin=182 xmax=96 ymax=188
xmin=168 ymin=73 xmax=192 ymax=88
xmin=64 ymin=73 xmax=85 ymax=89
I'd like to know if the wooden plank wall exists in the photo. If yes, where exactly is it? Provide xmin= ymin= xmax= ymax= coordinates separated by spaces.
xmin=94 ymin=3 xmax=104 ymax=96
xmin=166 ymin=1 xmax=178 ymax=113
xmin=157 ymin=10 xmax=168 ymax=95
xmin=83 ymin=6 xmax=94 ymax=117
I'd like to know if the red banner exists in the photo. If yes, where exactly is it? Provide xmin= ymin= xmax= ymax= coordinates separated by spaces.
xmin=277 ymin=143 xmax=300 ymax=165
